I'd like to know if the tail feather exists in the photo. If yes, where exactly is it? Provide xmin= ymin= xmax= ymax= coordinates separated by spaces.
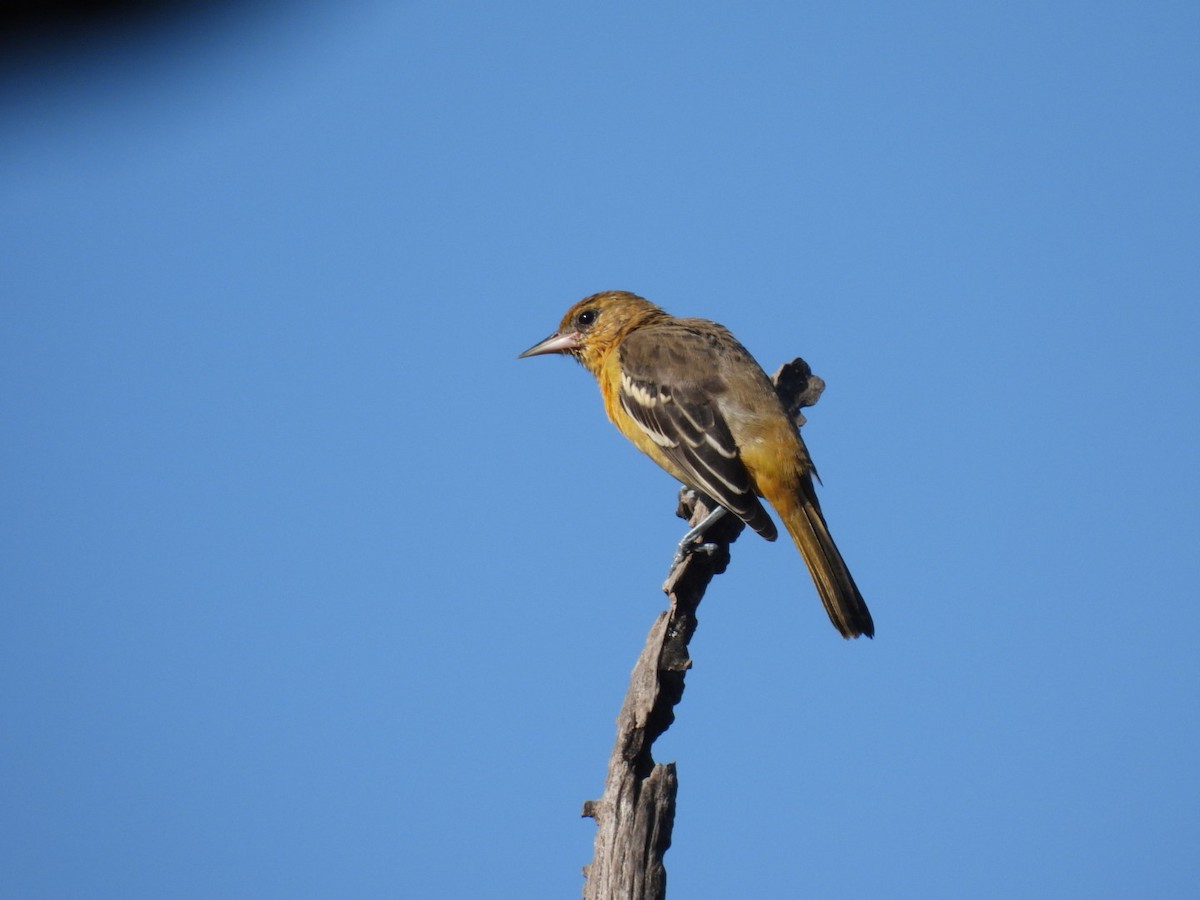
xmin=778 ymin=477 xmax=874 ymax=639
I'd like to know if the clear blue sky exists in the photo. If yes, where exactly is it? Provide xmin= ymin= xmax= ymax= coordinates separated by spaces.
xmin=3 ymin=2 xmax=1197 ymax=897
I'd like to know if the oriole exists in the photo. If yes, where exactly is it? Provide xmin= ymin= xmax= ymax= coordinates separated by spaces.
xmin=519 ymin=290 xmax=874 ymax=639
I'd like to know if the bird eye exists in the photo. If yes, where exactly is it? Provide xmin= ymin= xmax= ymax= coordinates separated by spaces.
xmin=576 ymin=309 xmax=598 ymax=328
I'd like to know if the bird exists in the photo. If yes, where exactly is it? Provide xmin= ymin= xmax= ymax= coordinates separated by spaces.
xmin=518 ymin=290 xmax=874 ymax=639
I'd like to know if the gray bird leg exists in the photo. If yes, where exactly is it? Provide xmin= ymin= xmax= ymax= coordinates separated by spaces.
xmin=669 ymin=504 xmax=729 ymax=569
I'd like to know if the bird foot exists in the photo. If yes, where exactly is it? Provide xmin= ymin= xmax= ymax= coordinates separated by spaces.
xmin=667 ymin=504 xmax=729 ymax=570
xmin=669 ymin=538 xmax=720 ymax=570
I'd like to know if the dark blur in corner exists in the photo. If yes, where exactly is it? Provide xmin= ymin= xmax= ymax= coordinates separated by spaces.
xmin=0 ymin=0 xmax=270 ymax=72
xmin=2 ymin=1 xmax=216 ymax=43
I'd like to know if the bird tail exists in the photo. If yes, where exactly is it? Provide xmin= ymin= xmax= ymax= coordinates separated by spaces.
xmin=776 ymin=477 xmax=874 ymax=639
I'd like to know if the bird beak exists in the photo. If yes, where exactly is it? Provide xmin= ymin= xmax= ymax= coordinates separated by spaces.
xmin=517 ymin=330 xmax=581 ymax=358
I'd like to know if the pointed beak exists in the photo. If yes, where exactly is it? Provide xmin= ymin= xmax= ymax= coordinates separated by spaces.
xmin=517 ymin=330 xmax=581 ymax=358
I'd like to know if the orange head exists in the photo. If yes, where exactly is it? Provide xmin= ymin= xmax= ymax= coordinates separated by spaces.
xmin=518 ymin=290 xmax=667 ymax=373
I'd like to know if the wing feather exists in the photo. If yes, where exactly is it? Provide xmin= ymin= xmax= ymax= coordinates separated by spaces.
xmin=617 ymin=326 xmax=778 ymax=540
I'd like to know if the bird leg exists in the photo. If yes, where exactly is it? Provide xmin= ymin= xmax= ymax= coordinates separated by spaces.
xmin=669 ymin=503 xmax=729 ymax=569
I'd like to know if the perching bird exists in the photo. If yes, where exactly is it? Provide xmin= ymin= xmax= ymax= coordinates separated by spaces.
xmin=518 ymin=290 xmax=874 ymax=639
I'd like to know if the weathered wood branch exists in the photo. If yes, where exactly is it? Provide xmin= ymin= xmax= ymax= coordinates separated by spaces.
xmin=580 ymin=358 xmax=823 ymax=900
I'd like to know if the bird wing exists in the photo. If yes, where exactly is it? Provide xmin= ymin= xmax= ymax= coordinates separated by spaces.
xmin=616 ymin=324 xmax=778 ymax=540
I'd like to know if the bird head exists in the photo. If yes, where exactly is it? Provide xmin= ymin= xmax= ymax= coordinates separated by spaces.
xmin=518 ymin=290 xmax=666 ymax=372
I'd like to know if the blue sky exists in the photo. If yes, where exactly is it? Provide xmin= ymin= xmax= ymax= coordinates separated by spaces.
xmin=3 ymin=2 xmax=1197 ymax=897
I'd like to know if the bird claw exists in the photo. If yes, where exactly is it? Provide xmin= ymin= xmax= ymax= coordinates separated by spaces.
xmin=667 ymin=502 xmax=729 ymax=572
xmin=668 ymin=537 xmax=720 ymax=571
xmin=669 ymin=503 xmax=728 ymax=569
